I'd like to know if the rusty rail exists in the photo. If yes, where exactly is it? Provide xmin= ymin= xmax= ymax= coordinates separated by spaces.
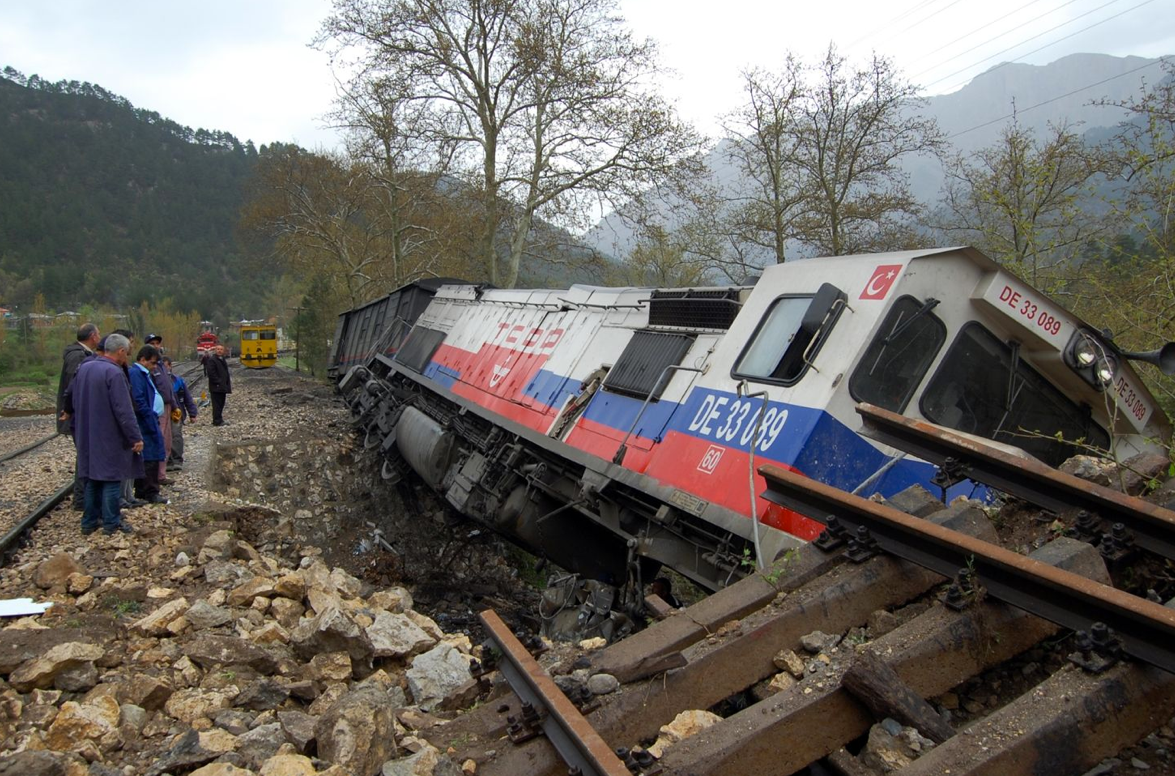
xmin=856 ymin=402 xmax=1175 ymax=560
xmin=758 ymin=463 xmax=1175 ymax=674
xmin=478 ymin=610 xmax=631 ymax=776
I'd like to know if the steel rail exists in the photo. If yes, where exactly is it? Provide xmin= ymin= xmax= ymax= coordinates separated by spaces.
xmin=478 ymin=610 xmax=631 ymax=776
xmin=856 ymin=402 xmax=1175 ymax=561
xmin=758 ymin=463 xmax=1175 ymax=675
xmin=0 ymin=480 xmax=72 ymax=560
xmin=0 ymin=432 xmax=60 ymax=464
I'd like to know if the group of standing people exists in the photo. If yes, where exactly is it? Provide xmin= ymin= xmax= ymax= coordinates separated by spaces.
xmin=56 ymin=325 xmax=203 ymax=535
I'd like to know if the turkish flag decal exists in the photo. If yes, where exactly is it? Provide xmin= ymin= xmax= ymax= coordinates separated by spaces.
xmin=860 ymin=264 xmax=904 ymax=300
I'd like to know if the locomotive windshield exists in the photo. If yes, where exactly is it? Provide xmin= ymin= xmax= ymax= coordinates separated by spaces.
xmin=920 ymin=323 xmax=1109 ymax=466
xmin=850 ymin=295 xmax=946 ymax=413
xmin=734 ymin=283 xmax=846 ymax=385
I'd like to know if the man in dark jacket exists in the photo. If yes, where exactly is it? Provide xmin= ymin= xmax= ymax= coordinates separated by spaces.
xmin=129 ymin=345 xmax=167 ymax=504
xmin=146 ymin=335 xmax=176 ymax=482
xmin=204 ymin=345 xmax=232 ymax=426
xmin=65 ymin=333 xmax=142 ymax=535
xmin=163 ymin=356 xmax=197 ymax=470
xmin=57 ymin=323 xmax=101 ymax=509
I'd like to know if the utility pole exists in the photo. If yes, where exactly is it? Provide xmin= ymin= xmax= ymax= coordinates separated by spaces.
xmin=288 ymin=306 xmax=304 ymax=372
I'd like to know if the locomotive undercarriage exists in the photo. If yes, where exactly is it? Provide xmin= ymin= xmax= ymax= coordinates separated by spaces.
xmin=340 ymin=356 xmax=772 ymax=602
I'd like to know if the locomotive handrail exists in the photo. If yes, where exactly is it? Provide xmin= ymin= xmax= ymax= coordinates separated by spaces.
xmin=612 ymin=364 xmax=704 ymax=465
xmin=558 ymin=297 xmax=649 ymax=310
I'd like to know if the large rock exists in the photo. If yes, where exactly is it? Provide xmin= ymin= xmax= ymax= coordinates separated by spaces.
xmin=236 ymin=678 xmax=290 ymax=710
xmin=164 ymin=688 xmax=236 ymax=723
xmin=186 ymin=599 xmax=234 ymax=630
xmin=9 ymin=641 xmax=105 ymax=691
xmin=330 ymin=567 xmax=364 ymax=598
xmin=33 ymin=553 xmax=83 ymax=590
xmin=305 ymin=651 xmax=353 ymax=682
xmin=54 ymin=661 xmax=99 ymax=692
xmin=130 ymin=597 xmax=190 ymax=636
xmin=198 ymin=530 xmax=236 ymax=563
xmin=184 ymin=633 xmax=280 ymax=675
xmin=228 ymin=577 xmax=277 ymax=607
xmin=144 ymin=729 xmax=226 ymax=776
xmin=406 ymin=643 xmax=474 ymax=713
xmin=367 ymin=587 xmax=413 ymax=614
xmin=121 ymin=675 xmax=173 ymax=710
xmin=260 ymin=754 xmax=317 ymax=776
xmin=646 ymin=709 xmax=722 ymax=758
xmin=269 ymin=597 xmax=305 ymax=629
xmin=0 ymin=751 xmax=72 ymax=776
xmin=236 ymin=722 xmax=288 ymax=768
xmin=274 ymin=573 xmax=307 ymax=601
xmin=204 ymin=560 xmax=254 ymax=587
xmin=290 ymin=606 xmax=373 ymax=663
xmin=278 ymin=709 xmax=318 ymax=754
xmin=381 ymin=743 xmax=464 ymax=776
xmin=44 ymin=696 xmax=121 ymax=753
xmin=367 ymin=611 xmax=436 ymax=659
xmin=315 ymin=683 xmax=399 ymax=776
xmin=190 ymin=765 xmax=255 ymax=776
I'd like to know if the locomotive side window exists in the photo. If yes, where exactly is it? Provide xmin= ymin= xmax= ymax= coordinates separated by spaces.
xmin=734 ymin=283 xmax=847 ymax=385
xmin=242 ymin=331 xmax=259 ymax=340
xmin=921 ymin=323 xmax=1109 ymax=466
xmin=261 ymin=330 xmax=276 ymax=340
xmin=849 ymin=296 xmax=946 ymax=412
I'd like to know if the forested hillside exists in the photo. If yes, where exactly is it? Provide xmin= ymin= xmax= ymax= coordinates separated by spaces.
xmin=0 ymin=68 xmax=263 ymax=319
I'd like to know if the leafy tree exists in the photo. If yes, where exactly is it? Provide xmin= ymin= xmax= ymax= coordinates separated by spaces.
xmin=614 ymin=224 xmax=709 ymax=287
xmin=1081 ymin=63 xmax=1175 ymax=412
xmin=318 ymin=0 xmax=702 ymax=288
xmin=937 ymin=117 xmax=1106 ymax=293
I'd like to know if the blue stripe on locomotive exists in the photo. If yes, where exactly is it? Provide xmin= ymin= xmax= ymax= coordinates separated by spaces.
xmin=428 ymin=358 xmax=976 ymax=503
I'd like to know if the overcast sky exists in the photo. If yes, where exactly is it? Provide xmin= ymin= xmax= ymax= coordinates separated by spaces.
xmin=1 ymin=0 xmax=1171 ymax=151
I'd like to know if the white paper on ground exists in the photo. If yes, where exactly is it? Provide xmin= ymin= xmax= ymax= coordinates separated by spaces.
xmin=0 ymin=598 xmax=54 ymax=617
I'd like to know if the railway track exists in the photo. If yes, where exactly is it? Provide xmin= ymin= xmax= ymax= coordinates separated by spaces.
xmin=429 ymin=408 xmax=1175 ymax=776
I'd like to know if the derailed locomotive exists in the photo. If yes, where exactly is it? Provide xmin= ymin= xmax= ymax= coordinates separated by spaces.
xmin=331 ymin=247 xmax=1172 ymax=593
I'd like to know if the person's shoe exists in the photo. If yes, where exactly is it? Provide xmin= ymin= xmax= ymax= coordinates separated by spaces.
xmin=119 ymin=499 xmax=132 ymax=510
xmin=126 ymin=498 xmax=148 ymax=509
xmin=141 ymin=495 xmax=169 ymax=505
xmin=166 ymin=463 xmax=182 ymax=472
xmin=71 ymin=502 xmax=85 ymax=511
xmin=159 ymin=477 xmax=175 ymax=486
xmin=103 ymin=521 xmax=134 ymax=535
xmin=81 ymin=525 xmax=99 ymax=536
xmin=212 ymin=421 xmax=225 ymax=426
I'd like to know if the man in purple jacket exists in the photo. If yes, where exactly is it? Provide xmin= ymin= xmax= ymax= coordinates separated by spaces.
xmin=64 ymin=333 xmax=144 ymax=535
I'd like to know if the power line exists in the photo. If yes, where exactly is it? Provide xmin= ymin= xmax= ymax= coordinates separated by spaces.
xmin=890 ymin=0 xmax=969 ymax=40
xmin=909 ymin=0 xmax=1052 ymax=64
xmin=912 ymin=0 xmax=1084 ymax=78
xmin=947 ymin=56 xmax=1165 ymax=139
xmin=921 ymin=0 xmax=1131 ymax=89
xmin=845 ymin=0 xmax=944 ymax=51
xmin=933 ymin=0 xmax=1159 ymax=94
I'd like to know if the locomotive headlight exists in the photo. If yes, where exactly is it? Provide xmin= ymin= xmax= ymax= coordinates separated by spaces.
xmin=1073 ymin=337 xmax=1098 ymax=367
xmin=1065 ymin=329 xmax=1117 ymax=392
xmin=1094 ymin=356 xmax=1116 ymax=387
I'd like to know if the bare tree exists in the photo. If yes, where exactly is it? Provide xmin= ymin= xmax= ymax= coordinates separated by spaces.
xmin=790 ymin=46 xmax=944 ymax=256
xmin=331 ymin=76 xmax=459 ymax=287
xmin=319 ymin=0 xmax=702 ymax=288
xmin=721 ymin=60 xmax=805 ymax=264
xmin=937 ymin=117 xmax=1105 ymax=293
